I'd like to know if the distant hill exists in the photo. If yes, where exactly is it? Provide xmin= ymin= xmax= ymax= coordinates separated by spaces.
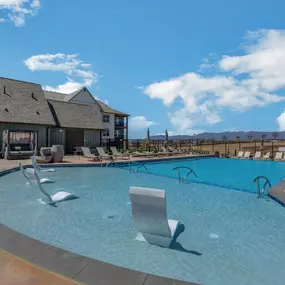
xmin=145 ymin=131 xmax=285 ymax=141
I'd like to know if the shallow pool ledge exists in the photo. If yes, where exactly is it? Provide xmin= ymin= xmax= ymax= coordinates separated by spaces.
xmin=0 ymin=224 xmax=200 ymax=285
xmin=268 ymin=181 xmax=285 ymax=207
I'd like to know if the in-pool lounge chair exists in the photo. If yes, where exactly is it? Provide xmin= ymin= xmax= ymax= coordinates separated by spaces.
xmin=28 ymin=167 xmax=76 ymax=205
xmin=253 ymin=151 xmax=262 ymax=159
xmin=274 ymin=152 xmax=283 ymax=161
xmin=81 ymin=147 xmax=101 ymax=161
xmin=110 ymin=147 xmax=130 ymax=160
xmin=263 ymin=152 xmax=270 ymax=160
xmin=236 ymin=151 xmax=244 ymax=158
xmin=96 ymin=147 xmax=114 ymax=161
xmin=129 ymin=186 xmax=180 ymax=248
xmin=19 ymin=161 xmax=53 ymax=184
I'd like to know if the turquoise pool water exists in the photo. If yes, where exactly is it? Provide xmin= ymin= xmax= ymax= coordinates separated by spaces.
xmin=1 ymin=165 xmax=285 ymax=285
xmin=124 ymin=157 xmax=285 ymax=193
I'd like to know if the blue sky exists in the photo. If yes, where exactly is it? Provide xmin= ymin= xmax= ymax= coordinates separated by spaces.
xmin=1 ymin=0 xmax=285 ymax=138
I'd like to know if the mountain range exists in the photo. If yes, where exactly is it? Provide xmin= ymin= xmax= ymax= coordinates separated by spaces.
xmin=147 ymin=131 xmax=285 ymax=141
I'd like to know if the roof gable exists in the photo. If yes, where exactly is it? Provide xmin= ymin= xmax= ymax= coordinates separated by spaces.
xmin=47 ymin=100 xmax=104 ymax=130
xmin=96 ymin=100 xmax=129 ymax=116
xmin=0 ymin=77 xmax=55 ymax=126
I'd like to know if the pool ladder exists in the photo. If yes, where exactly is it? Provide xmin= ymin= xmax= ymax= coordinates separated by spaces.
xmin=129 ymin=162 xmax=148 ymax=173
xmin=253 ymin=176 xmax=271 ymax=198
xmin=105 ymin=160 xmax=117 ymax=168
xmin=172 ymin=166 xmax=198 ymax=183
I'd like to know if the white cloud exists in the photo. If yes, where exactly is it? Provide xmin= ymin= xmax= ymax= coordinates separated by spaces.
xmin=0 ymin=0 xmax=40 ymax=27
xmin=129 ymin=116 xmax=157 ymax=130
xmin=142 ymin=29 xmax=285 ymax=134
xmin=277 ymin=109 xmax=285 ymax=131
xmin=24 ymin=53 xmax=98 ymax=94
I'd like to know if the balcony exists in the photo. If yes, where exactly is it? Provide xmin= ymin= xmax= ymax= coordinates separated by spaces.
xmin=115 ymin=121 xmax=125 ymax=128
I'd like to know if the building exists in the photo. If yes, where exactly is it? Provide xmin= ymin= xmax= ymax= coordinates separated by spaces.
xmin=44 ymin=87 xmax=129 ymax=149
xmin=96 ymin=100 xmax=129 ymax=149
xmin=0 ymin=77 xmax=129 ymax=153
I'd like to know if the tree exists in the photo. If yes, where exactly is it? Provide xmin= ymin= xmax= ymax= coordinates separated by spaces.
xmin=261 ymin=134 xmax=267 ymax=141
xmin=236 ymin=136 xmax=241 ymax=151
xmin=221 ymin=136 xmax=228 ymax=155
xmin=261 ymin=134 xmax=267 ymax=150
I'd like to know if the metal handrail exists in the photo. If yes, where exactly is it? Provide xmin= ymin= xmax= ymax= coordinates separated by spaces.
xmin=106 ymin=160 xmax=116 ymax=168
xmin=253 ymin=176 xmax=272 ymax=198
xmin=172 ymin=166 xmax=198 ymax=183
xmin=129 ymin=162 xmax=148 ymax=173
xmin=135 ymin=164 xmax=148 ymax=172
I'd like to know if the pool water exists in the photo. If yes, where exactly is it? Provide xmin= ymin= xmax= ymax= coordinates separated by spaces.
xmin=124 ymin=157 xmax=285 ymax=193
xmin=1 ymin=166 xmax=285 ymax=285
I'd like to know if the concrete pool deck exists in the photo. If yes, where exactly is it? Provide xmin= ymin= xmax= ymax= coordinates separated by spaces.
xmin=0 ymin=153 xmax=208 ymax=172
xmin=0 ymin=154 xmax=203 ymax=285
xmin=0 ymin=224 xmax=199 ymax=285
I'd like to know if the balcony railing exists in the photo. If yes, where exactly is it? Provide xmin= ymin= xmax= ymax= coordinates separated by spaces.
xmin=115 ymin=134 xmax=125 ymax=140
xmin=115 ymin=121 xmax=125 ymax=127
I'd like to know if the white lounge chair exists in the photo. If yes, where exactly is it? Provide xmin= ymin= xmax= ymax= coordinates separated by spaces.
xmin=263 ymin=152 xmax=270 ymax=160
xmin=31 ymin=156 xmax=55 ymax=172
xmin=242 ymin=151 xmax=251 ymax=159
xmin=168 ymin=146 xmax=184 ymax=155
xmin=96 ymin=147 xmax=114 ymax=160
xmin=160 ymin=146 xmax=173 ymax=156
xmin=274 ymin=152 xmax=283 ymax=161
xmin=110 ymin=147 xmax=130 ymax=160
xmin=236 ymin=151 xmax=244 ymax=158
xmin=19 ymin=161 xmax=53 ymax=184
xmin=28 ymin=168 xmax=76 ymax=205
xmin=253 ymin=152 xmax=261 ymax=159
xmin=81 ymin=147 xmax=101 ymax=161
xmin=129 ymin=186 xmax=180 ymax=248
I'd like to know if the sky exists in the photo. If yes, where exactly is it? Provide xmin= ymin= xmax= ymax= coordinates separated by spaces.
xmin=2 ymin=1 xmax=285 ymax=138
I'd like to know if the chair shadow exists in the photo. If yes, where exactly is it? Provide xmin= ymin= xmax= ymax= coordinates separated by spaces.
xmin=170 ymin=224 xmax=202 ymax=256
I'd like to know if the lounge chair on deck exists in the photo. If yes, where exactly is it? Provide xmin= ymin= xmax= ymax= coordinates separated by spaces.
xmin=81 ymin=147 xmax=101 ymax=161
xmin=129 ymin=186 xmax=180 ymax=248
xmin=253 ymin=152 xmax=261 ymax=159
xmin=263 ymin=152 xmax=270 ymax=160
xmin=167 ymin=146 xmax=184 ymax=155
xmin=159 ymin=147 xmax=173 ymax=156
xmin=131 ymin=151 xmax=156 ymax=157
xmin=274 ymin=152 xmax=283 ymax=161
xmin=241 ymin=151 xmax=251 ymax=159
xmin=96 ymin=147 xmax=114 ymax=161
xmin=31 ymin=156 xmax=55 ymax=172
xmin=235 ymin=151 xmax=244 ymax=158
xmin=110 ymin=147 xmax=130 ymax=160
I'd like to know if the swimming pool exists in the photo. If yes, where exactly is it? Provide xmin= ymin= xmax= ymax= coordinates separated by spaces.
xmin=1 ymin=164 xmax=285 ymax=285
xmin=123 ymin=157 xmax=285 ymax=193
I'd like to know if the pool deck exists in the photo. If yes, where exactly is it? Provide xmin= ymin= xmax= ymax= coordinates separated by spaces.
xmin=0 ymin=153 xmax=208 ymax=172
xmin=0 ymin=224 xmax=199 ymax=285
xmin=0 ymin=154 xmax=203 ymax=285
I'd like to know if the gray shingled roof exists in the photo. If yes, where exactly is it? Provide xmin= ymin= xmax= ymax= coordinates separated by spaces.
xmin=97 ymin=100 xmax=129 ymax=116
xmin=44 ymin=90 xmax=69 ymax=102
xmin=48 ymin=100 xmax=104 ymax=130
xmin=44 ymin=88 xmax=85 ymax=102
xmin=0 ymin=77 xmax=56 ymax=126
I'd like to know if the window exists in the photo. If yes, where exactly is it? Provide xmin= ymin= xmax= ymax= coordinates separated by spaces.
xmin=102 ymin=128 xmax=110 ymax=137
xmin=103 ymin=114 xmax=110 ymax=123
